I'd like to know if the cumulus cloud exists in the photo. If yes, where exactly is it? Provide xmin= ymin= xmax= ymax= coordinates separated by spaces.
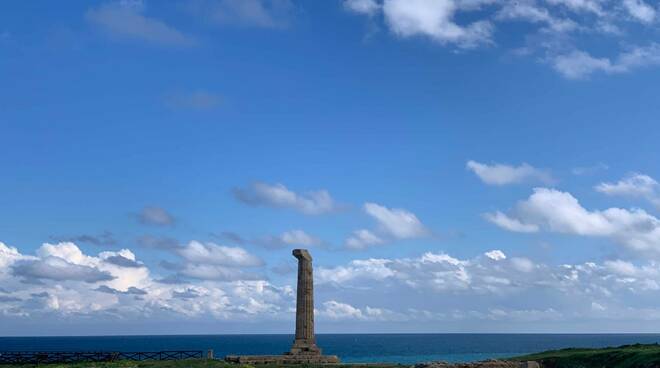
xmin=233 ymin=182 xmax=338 ymax=215
xmin=381 ymin=0 xmax=494 ymax=48
xmin=483 ymin=211 xmax=540 ymax=233
xmin=257 ymin=230 xmax=322 ymax=249
xmin=137 ymin=206 xmax=176 ymax=226
xmin=546 ymin=0 xmax=604 ymax=15
xmin=103 ymin=254 xmax=144 ymax=268
xmin=596 ymin=173 xmax=660 ymax=208
xmin=344 ymin=0 xmax=380 ymax=16
xmin=316 ymin=250 xmax=532 ymax=294
xmin=466 ymin=160 xmax=553 ymax=186
xmin=164 ymin=241 xmax=266 ymax=282
xmin=486 ymin=187 xmax=660 ymax=255
xmin=177 ymin=241 xmax=263 ymax=267
xmin=315 ymin=249 xmax=660 ymax=326
xmin=552 ymin=44 xmax=660 ymax=79
xmin=317 ymin=300 xmax=403 ymax=321
xmin=86 ymin=1 xmax=195 ymax=46
xmin=0 ymin=240 xmax=291 ymax=324
xmin=12 ymin=257 xmax=115 ymax=284
xmin=9 ymin=239 xmax=660 ymax=329
xmin=364 ymin=202 xmax=428 ymax=239
xmin=341 ymin=1 xmax=660 ymax=79
xmin=496 ymin=1 xmax=578 ymax=32
xmin=345 ymin=229 xmax=384 ymax=250
xmin=484 ymin=249 xmax=507 ymax=261
xmin=623 ymin=0 xmax=656 ymax=23
xmin=96 ymin=285 xmax=147 ymax=295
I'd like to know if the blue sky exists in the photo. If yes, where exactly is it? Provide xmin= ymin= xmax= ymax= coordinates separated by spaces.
xmin=2 ymin=0 xmax=660 ymax=335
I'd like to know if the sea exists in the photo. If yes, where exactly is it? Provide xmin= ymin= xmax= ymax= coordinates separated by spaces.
xmin=1 ymin=334 xmax=660 ymax=364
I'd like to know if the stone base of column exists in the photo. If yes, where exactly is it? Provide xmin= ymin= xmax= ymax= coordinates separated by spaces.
xmin=289 ymin=339 xmax=322 ymax=355
xmin=225 ymin=354 xmax=340 ymax=364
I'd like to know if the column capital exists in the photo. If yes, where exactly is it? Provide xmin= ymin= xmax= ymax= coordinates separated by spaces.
xmin=292 ymin=249 xmax=312 ymax=261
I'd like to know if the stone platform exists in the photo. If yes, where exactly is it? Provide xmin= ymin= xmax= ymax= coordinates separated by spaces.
xmin=224 ymin=354 xmax=340 ymax=364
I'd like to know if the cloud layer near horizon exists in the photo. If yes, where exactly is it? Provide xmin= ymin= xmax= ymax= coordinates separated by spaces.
xmin=5 ymin=237 xmax=660 ymax=331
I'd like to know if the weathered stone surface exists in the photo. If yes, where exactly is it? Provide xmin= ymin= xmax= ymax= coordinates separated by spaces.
xmin=225 ymin=354 xmax=340 ymax=364
xmin=415 ymin=360 xmax=540 ymax=368
xmin=289 ymin=249 xmax=321 ymax=355
xmin=224 ymin=249 xmax=339 ymax=364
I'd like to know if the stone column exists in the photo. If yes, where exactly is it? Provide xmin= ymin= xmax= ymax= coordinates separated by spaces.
xmin=290 ymin=249 xmax=321 ymax=355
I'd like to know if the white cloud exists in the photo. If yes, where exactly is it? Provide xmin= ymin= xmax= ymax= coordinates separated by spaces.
xmin=344 ymin=0 xmax=380 ymax=16
xmin=316 ymin=258 xmax=395 ymax=284
xmin=10 ymin=239 xmax=660 ymax=329
xmin=315 ymin=250 xmax=660 ymax=326
xmin=483 ymin=211 xmax=540 ymax=233
xmin=317 ymin=300 xmax=404 ymax=321
xmin=484 ymin=249 xmax=507 ymax=261
xmin=623 ymin=0 xmax=656 ymax=23
xmin=597 ymin=173 xmax=658 ymax=197
xmin=0 ymin=240 xmax=291 ymax=323
xmin=345 ymin=229 xmax=384 ymax=249
xmin=510 ymin=257 xmax=536 ymax=273
xmin=364 ymin=202 xmax=428 ymax=239
xmin=254 ymin=230 xmax=322 ymax=249
xmin=487 ymin=187 xmax=660 ymax=255
xmin=596 ymin=173 xmax=660 ymax=208
xmin=86 ymin=1 xmax=195 ymax=46
xmin=496 ymin=1 xmax=578 ymax=32
xmin=13 ymin=257 xmax=115 ymax=284
xmin=177 ymin=241 xmax=264 ymax=267
xmin=382 ymin=0 xmax=494 ymax=48
xmin=546 ymin=0 xmax=604 ymax=15
xmin=279 ymin=230 xmax=321 ymax=247
xmin=466 ymin=160 xmax=553 ymax=186
xmin=319 ymin=300 xmax=365 ymax=319
xmin=0 ymin=242 xmax=22 ymax=269
xmin=552 ymin=44 xmax=660 ymax=79
xmin=234 ymin=182 xmax=338 ymax=215
xmin=341 ymin=1 xmax=660 ymax=79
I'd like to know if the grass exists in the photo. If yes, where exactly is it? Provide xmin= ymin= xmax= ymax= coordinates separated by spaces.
xmin=7 ymin=345 xmax=660 ymax=368
xmin=511 ymin=343 xmax=660 ymax=368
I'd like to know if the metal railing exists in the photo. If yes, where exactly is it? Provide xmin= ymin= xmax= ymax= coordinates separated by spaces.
xmin=0 ymin=350 xmax=204 ymax=364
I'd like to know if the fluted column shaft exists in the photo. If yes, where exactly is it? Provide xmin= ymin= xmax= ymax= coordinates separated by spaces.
xmin=291 ymin=249 xmax=320 ymax=355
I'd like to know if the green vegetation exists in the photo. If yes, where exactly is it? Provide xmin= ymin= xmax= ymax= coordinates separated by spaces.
xmin=8 ymin=345 xmax=660 ymax=368
xmin=511 ymin=343 xmax=660 ymax=368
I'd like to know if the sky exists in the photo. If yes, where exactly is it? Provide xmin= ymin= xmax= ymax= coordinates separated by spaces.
xmin=2 ymin=0 xmax=660 ymax=336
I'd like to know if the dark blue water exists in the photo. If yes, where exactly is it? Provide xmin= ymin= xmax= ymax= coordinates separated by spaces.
xmin=2 ymin=334 xmax=660 ymax=363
